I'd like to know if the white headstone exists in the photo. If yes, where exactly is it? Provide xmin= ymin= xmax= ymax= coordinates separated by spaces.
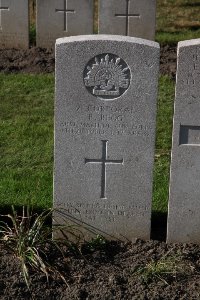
xmin=0 ymin=0 xmax=29 ymax=48
xmin=99 ymin=0 xmax=156 ymax=40
xmin=167 ymin=39 xmax=200 ymax=243
xmin=36 ymin=0 xmax=94 ymax=49
xmin=54 ymin=35 xmax=160 ymax=241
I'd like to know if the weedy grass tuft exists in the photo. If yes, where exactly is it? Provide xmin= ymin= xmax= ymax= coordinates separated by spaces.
xmin=0 ymin=206 xmax=74 ymax=289
xmin=83 ymin=235 xmax=107 ymax=252
xmin=134 ymin=251 xmax=192 ymax=284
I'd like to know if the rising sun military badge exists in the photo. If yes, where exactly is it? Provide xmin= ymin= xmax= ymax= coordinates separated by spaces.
xmin=84 ymin=53 xmax=131 ymax=100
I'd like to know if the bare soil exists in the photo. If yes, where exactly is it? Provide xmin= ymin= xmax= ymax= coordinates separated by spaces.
xmin=1 ymin=239 xmax=200 ymax=299
xmin=0 ymin=45 xmax=177 ymax=78
xmin=0 ymin=48 xmax=55 ymax=74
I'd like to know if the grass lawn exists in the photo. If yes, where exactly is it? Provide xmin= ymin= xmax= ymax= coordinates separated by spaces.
xmin=0 ymin=74 xmax=54 ymax=209
xmin=156 ymin=0 xmax=200 ymax=44
xmin=153 ymin=76 xmax=175 ymax=212
xmin=0 ymin=74 xmax=174 ymax=213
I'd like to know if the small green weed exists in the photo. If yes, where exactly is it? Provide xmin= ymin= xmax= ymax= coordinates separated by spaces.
xmin=134 ymin=251 xmax=191 ymax=284
xmin=84 ymin=235 xmax=107 ymax=252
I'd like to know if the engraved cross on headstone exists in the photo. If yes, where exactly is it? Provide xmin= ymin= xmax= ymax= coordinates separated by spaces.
xmin=85 ymin=140 xmax=124 ymax=199
xmin=0 ymin=0 xmax=9 ymax=30
xmin=55 ymin=0 xmax=75 ymax=32
xmin=115 ymin=0 xmax=140 ymax=36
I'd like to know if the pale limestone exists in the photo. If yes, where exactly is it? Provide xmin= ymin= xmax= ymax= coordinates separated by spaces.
xmin=54 ymin=35 xmax=160 ymax=241
xmin=167 ymin=39 xmax=200 ymax=244
xmin=99 ymin=0 xmax=156 ymax=40
xmin=0 ymin=0 xmax=29 ymax=48
xmin=36 ymin=0 xmax=93 ymax=49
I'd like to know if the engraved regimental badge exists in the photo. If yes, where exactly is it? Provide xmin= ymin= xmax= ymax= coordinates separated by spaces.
xmin=84 ymin=54 xmax=131 ymax=100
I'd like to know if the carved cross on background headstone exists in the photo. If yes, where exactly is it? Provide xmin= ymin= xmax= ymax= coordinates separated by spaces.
xmin=115 ymin=0 xmax=140 ymax=36
xmin=85 ymin=140 xmax=124 ymax=199
xmin=55 ymin=0 xmax=75 ymax=32
xmin=0 ymin=0 xmax=9 ymax=30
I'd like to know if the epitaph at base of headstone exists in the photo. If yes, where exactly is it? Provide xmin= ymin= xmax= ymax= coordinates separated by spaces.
xmin=0 ymin=0 xmax=29 ymax=48
xmin=99 ymin=0 xmax=156 ymax=40
xmin=167 ymin=39 xmax=200 ymax=244
xmin=54 ymin=35 xmax=160 ymax=241
xmin=36 ymin=0 xmax=93 ymax=49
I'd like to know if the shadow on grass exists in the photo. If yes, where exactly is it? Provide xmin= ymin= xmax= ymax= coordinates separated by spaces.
xmin=174 ymin=25 xmax=200 ymax=31
xmin=181 ymin=2 xmax=200 ymax=7
xmin=0 ymin=205 xmax=52 ymax=228
xmin=151 ymin=211 xmax=167 ymax=242
xmin=30 ymin=24 xmax=36 ymax=46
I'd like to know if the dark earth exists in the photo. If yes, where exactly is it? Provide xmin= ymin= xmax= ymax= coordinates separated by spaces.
xmin=1 ymin=238 xmax=200 ymax=299
xmin=0 ymin=44 xmax=177 ymax=78
xmin=1 ymin=45 xmax=198 ymax=300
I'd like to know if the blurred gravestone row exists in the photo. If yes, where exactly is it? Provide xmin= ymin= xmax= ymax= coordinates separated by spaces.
xmin=0 ymin=0 xmax=156 ymax=49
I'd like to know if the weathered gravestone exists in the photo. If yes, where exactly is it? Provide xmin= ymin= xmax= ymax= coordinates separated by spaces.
xmin=54 ymin=35 xmax=160 ymax=240
xmin=99 ymin=0 xmax=156 ymax=40
xmin=36 ymin=0 xmax=93 ymax=49
xmin=167 ymin=39 xmax=200 ymax=243
xmin=0 ymin=0 xmax=29 ymax=48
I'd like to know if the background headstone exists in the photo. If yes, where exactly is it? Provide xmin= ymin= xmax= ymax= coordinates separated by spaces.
xmin=54 ymin=35 xmax=160 ymax=241
xmin=167 ymin=39 xmax=200 ymax=243
xmin=0 ymin=0 xmax=29 ymax=48
xmin=36 ymin=0 xmax=94 ymax=49
xmin=99 ymin=0 xmax=156 ymax=40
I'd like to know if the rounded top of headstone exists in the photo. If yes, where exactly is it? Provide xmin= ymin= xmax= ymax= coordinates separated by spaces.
xmin=56 ymin=35 xmax=160 ymax=49
xmin=178 ymin=38 xmax=200 ymax=49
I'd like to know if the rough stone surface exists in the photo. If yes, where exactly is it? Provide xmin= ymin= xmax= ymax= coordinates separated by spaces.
xmin=167 ymin=39 xmax=200 ymax=244
xmin=0 ymin=0 xmax=29 ymax=49
xmin=36 ymin=0 xmax=93 ymax=49
xmin=54 ymin=35 xmax=160 ymax=241
xmin=99 ymin=0 xmax=156 ymax=40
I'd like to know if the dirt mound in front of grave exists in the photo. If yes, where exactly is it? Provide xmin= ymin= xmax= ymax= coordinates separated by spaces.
xmin=160 ymin=44 xmax=177 ymax=79
xmin=0 ymin=238 xmax=200 ymax=299
xmin=0 ymin=45 xmax=177 ymax=78
xmin=0 ymin=47 xmax=55 ymax=74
